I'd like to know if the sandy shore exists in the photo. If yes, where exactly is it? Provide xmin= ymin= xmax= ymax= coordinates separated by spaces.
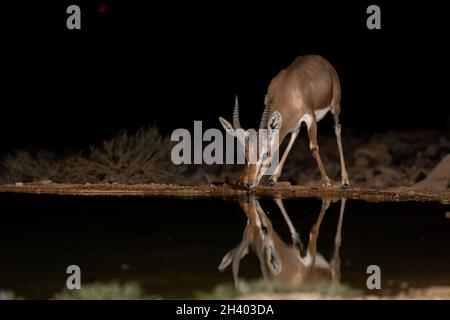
xmin=0 ymin=182 xmax=449 ymax=204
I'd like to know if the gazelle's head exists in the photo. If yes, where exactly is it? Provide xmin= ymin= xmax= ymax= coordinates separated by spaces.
xmin=219 ymin=96 xmax=281 ymax=189
xmin=218 ymin=198 xmax=283 ymax=288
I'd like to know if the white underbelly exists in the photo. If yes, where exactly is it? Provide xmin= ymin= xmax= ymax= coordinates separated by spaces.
xmin=315 ymin=107 xmax=330 ymax=122
xmin=297 ymin=106 xmax=331 ymax=130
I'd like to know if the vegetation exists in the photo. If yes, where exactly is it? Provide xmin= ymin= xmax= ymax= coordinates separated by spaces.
xmin=53 ymin=281 xmax=157 ymax=300
xmin=0 ymin=126 xmax=187 ymax=184
xmin=0 ymin=290 xmax=21 ymax=300
xmin=195 ymin=280 xmax=363 ymax=300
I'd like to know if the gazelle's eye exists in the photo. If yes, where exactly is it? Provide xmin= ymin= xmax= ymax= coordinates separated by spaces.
xmin=261 ymin=224 xmax=268 ymax=235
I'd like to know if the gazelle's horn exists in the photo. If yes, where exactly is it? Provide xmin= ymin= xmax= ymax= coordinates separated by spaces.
xmin=233 ymin=95 xmax=241 ymax=129
xmin=259 ymin=94 xmax=271 ymax=129
xmin=259 ymin=105 xmax=270 ymax=129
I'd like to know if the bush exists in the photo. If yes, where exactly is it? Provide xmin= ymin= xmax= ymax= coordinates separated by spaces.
xmin=53 ymin=281 xmax=155 ymax=300
xmin=0 ymin=126 xmax=186 ymax=184
xmin=195 ymin=280 xmax=362 ymax=299
xmin=0 ymin=289 xmax=20 ymax=300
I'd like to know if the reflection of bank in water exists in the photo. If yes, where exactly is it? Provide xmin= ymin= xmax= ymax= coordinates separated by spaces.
xmin=219 ymin=197 xmax=346 ymax=290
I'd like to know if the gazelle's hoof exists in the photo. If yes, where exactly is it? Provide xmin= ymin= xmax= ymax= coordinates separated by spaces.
xmin=267 ymin=180 xmax=277 ymax=187
xmin=239 ymin=182 xmax=256 ymax=191
xmin=322 ymin=181 xmax=332 ymax=188
xmin=341 ymin=183 xmax=351 ymax=189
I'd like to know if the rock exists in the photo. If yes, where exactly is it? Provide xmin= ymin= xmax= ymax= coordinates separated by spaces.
xmin=354 ymin=143 xmax=392 ymax=165
xmin=373 ymin=177 xmax=386 ymax=188
xmin=15 ymin=182 xmax=24 ymax=186
xmin=376 ymin=165 xmax=403 ymax=180
xmin=412 ymin=170 xmax=427 ymax=183
xmin=275 ymin=181 xmax=292 ymax=188
xmin=354 ymin=156 xmax=370 ymax=167
xmin=36 ymin=179 xmax=53 ymax=185
xmin=413 ymin=154 xmax=450 ymax=190
xmin=424 ymin=144 xmax=438 ymax=158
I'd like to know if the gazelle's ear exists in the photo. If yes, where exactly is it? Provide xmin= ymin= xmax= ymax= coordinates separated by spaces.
xmin=219 ymin=117 xmax=235 ymax=135
xmin=266 ymin=243 xmax=282 ymax=276
xmin=218 ymin=248 xmax=236 ymax=272
xmin=268 ymin=111 xmax=282 ymax=131
xmin=218 ymin=246 xmax=249 ymax=272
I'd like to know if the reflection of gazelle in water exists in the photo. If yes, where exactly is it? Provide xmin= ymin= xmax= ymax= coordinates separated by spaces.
xmin=219 ymin=197 xmax=346 ymax=288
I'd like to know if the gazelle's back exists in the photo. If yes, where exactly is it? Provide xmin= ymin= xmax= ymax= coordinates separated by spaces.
xmin=267 ymin=55 xmax=341 ymax=136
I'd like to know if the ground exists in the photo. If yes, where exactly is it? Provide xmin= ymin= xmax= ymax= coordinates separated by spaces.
xmin=1 ymin=146 xmax=449 ymax=203
xmin=0 ymin=181 xmax=449 ymax=204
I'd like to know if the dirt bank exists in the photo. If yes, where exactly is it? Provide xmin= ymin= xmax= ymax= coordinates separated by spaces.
xmin=0 ymin=182 xmax=448 ymax=203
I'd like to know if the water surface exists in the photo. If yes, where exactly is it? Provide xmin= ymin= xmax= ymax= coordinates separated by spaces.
xmin=0 ymin=194 xmax=449 ymax=299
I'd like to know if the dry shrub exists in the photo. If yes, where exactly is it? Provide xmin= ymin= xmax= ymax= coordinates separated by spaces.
xmin=53 ymin=281 xmax=155 ymax=300
xmin=0 ymin=126 xmax=186 ymax=184
xmin=1 ymin=150 xmax=66 ymax=183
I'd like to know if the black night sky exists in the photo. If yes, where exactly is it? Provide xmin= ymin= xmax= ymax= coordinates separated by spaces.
xmin=1 ymin=1 xmax=448 ymax=154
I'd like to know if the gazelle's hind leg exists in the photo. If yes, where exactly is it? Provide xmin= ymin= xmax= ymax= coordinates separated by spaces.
xmin=307 ymin=116 xmax=331 ymax=187
xmin=331 ymin=105 xmax=350 ymax=187
xmin=331 ymin=197 xmax=346 ymax=282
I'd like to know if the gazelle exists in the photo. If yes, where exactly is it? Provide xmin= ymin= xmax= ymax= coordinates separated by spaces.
xmin=219 ymin=197 xmax=346 ymax=289
xmin=219 ymin=55 xmax=350 ymax=189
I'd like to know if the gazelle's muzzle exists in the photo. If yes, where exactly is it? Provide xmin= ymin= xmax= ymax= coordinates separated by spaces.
xmin=238 ymin=163 xmax=260 ymax=190
xmin=239 ymin=157 xmax=272 ymax=190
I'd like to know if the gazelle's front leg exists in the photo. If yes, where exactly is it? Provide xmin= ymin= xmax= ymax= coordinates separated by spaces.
xmin=268 ymin=130 xmax=299 ymax=186
xmin=307 ymin=117 xmax=331 ymax=187
xmin=306 ymin=199 xmax=331 ymax=267
xmin=274 ymin=198 xmax=303 ymax=251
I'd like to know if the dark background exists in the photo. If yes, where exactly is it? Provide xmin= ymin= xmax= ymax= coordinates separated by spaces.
xmin=1 ymin=0 xmax=448 ymax=154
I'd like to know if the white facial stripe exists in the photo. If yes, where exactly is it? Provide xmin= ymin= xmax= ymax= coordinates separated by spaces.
xmin=255 ymin=216 xmax=267 ymax=239
xmin=255 ymin=216 xmax=262 ymax=228
xmin=256 ymin=163 xmax=266 ymax=177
